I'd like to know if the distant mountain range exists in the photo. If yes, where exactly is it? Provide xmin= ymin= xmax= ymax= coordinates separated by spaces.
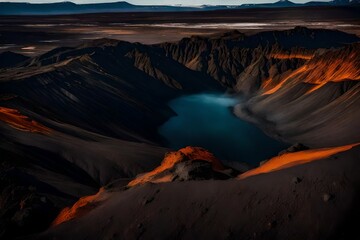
xmin=0 ymin=0 xmax=359 ymax=15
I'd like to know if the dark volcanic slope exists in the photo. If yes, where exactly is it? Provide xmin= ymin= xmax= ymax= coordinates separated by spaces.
xmin=0 ymin=27 xmax=359 ymax=239
xmin=39 ymin=145 xmax=360 ymax=240
xmin=1 ymin=40 xmax=221 ymax=141
xmin=0 ymin=51 xmax=30 ymax=68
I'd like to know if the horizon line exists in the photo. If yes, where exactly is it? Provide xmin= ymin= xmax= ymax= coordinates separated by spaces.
xmin=0 ymin=0 xmax=334 ymax=6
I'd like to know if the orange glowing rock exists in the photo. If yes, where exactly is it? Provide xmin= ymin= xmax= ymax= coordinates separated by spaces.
xmin=0 ymin=106 xmax=50 ymax=134
xmin=263 ymin=45 xmax=360 ymax=95
xmin=263 ymin=66 xmax=307 ymax=95
xmin=269 ymin=53 xmax=314 ymax=60
xmin=128 ymin=146 xmax=225 ymax=187
xmin=52 ymin=188 xmax=107 ymax=226
xmin=238 ymin=143 xmax=360 ymax=180
xmin=303 ymin=51 xmax=360 ymax=93
xmin=303 ymin=51 xmax=360 ymax=85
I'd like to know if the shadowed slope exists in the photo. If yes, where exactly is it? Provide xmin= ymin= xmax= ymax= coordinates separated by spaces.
xmin=0 ymin=40 xmax=222 ymax=142
xmin=0 ymin=51 xmax=29 ymax=68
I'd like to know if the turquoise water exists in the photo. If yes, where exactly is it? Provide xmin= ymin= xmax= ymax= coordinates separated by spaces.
xmin=159 ymin=93 xmax=287 ymax=165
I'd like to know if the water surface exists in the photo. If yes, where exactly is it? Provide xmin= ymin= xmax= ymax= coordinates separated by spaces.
xmin=159 ymin=93 xmax=287 ymax=165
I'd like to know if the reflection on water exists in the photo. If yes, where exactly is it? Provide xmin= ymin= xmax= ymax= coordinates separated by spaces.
xmin=159 ymin=93 xmax=288 ymax=165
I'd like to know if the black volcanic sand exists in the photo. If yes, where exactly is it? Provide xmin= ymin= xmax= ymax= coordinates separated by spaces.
xmin=0 ymin=6 xmax=359 ymax=56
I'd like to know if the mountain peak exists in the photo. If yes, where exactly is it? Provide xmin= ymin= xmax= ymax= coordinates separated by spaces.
xmin=46 ymin=1 xmax=76 ymax=5
xmin=274 ymin=0 xmax=296 ymax=5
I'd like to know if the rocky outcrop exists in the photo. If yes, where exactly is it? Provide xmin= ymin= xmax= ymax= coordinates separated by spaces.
xmin=128 ymin=147 xmax=238 ymax=187
xmin=49 ymin=147 xmax=238 ymax=228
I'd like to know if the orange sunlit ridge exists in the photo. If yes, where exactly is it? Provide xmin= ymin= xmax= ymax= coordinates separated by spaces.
xmin=52 ymin=188 xmax=107 ymax=226
xmin=128 ymin=146 xmax=225 ymax=187
xmin=0 ymin=106 xmax=50 ymax=134
xmin=238 ymin=143 xmax=360 ymax=180
xmin=263 ymin=45 xmax=360 ymax=95
xmin=262 ymin=66 xmax=307 ymax=95
xmin=269 ymin=53 xmax=314 ymax=60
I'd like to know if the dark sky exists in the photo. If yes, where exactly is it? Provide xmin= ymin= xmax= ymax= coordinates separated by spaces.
xmin=0 ymin=0 xmax=330 ymax=5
